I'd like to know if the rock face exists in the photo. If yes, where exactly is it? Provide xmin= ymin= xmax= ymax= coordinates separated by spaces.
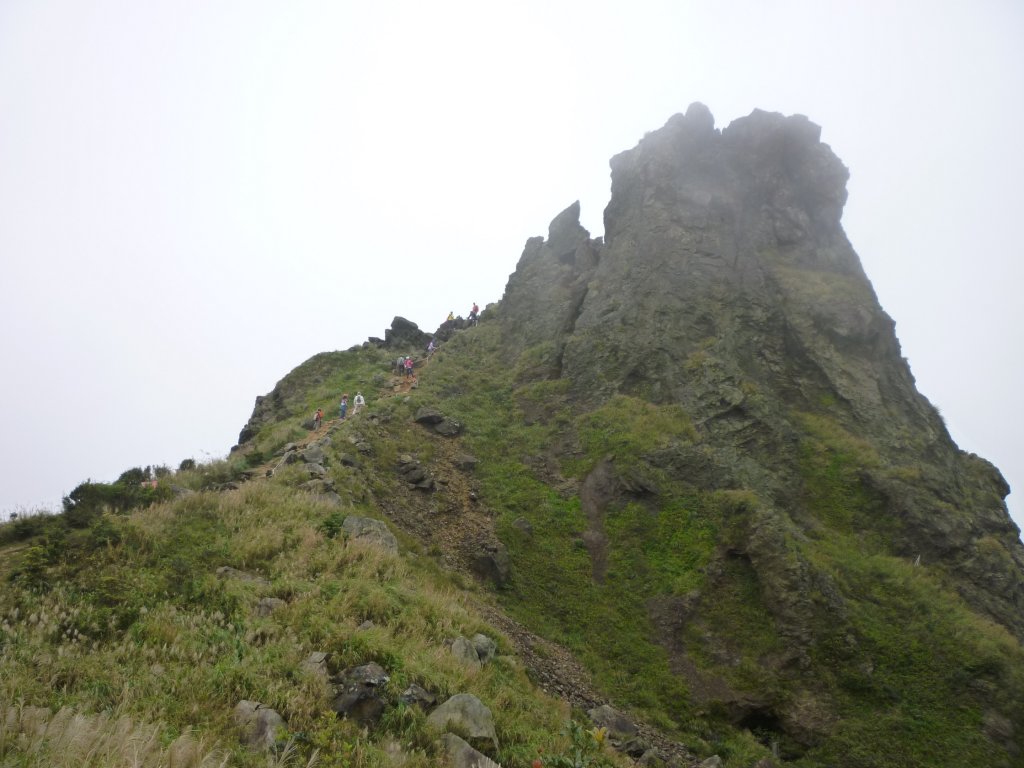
xmin=499 ymin=103 xmax=1024 ymax=640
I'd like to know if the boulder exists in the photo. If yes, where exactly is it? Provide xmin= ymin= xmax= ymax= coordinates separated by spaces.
xmin=451 ymin=636 xmax=480 ymax=666
xmin=304 ymin=463 xmax=327 ymax=479
xmin=587 ymin=704 xmax=637 ymax=740
xmin=330 ymin=662 xmax=390 ymax=726
xmin=471 ymin=633 xmax=497 ymax=663
xmin=470 ymin=543 xmax=512 ymax=588
xmin=414 ymin=408 xmax=445 ymax=425
xmin=427 ymin=694 xmax=498 ymax=754
xmin=638 ymin=749 xmax=665 ymax=767
xmin=620 ymin=736 xmax=652 ymax=757
xmin=700 ymin=758 xmax=724 ymax=768
xmin=233 ymin=700 xmax=286 ymax=750
xmin=167 ymin=734 xmax=202 ymax=767
xmin=401 ymin=466 xmax=429 ymax=484
xmin=342 ymin=516 xmax=399 ymax=553
xmin=384 ymin=316 xmax=431 ymax=349
xmin=301 ymin=446 xmax=325 ymax=464
xmin=454 ymin=454 xmax=479 ymax=471
xmin=301 ymin=652 xmax=329 ymax=678
xmin=434 ymin=418 xmax=463 ymax=437
xmin=399 ymin=683 xmax=438 ymax=710
xmin=440 ymin=733 xmax=502 ymax=768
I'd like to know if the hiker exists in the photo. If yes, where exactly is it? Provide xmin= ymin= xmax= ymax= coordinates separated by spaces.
xmin=426 ymin=339 xmax=436 ymax=356
xmin=395 ymin=355 xmax=405 ymax=375
xmin=353 ymin=391 xmax=365 ymax=414
xmin=404 ymin=356 xmax=414 ymax=378
xmin=339 ymin=393 xmax=349 ymax=420
xmin=313 ymin=407 xmax=323 ymax=431
xmin=446 ymin=311 xmax=455 ymax=322
xmin=468 ymin=302 xmax=479 ymax=325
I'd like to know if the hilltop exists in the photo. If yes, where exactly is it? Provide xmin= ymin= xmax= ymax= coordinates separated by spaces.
xmin=2 ymin=105 xmax=1022 ymax=768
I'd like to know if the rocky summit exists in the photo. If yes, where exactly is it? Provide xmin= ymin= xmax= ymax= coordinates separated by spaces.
xmin=503 ymin=103 xmax=1023 ymax=638
xmin=3 ymin=105 xmax=1022 ymax=768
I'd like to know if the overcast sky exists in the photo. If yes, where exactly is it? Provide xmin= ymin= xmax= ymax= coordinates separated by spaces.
xmin=1 ymin=1 xmax=1021 ymax=536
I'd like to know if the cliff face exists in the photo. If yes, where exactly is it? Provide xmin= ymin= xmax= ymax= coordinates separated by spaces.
xmin=224 ymin=105 xmax=1024 ymax=764
xmin=500 ymin=103 xmax=1024 ymax=642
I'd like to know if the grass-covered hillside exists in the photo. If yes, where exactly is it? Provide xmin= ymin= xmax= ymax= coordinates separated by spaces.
xmin=408 ymin=319 xmax=1024 ymax=768
xmin=0 ymin=378 xmax=603 ymax=768
xmin=3 ymin=324 xmax=1023 ymax=768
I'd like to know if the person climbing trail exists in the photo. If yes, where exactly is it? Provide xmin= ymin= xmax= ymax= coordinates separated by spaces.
xmin=396 ymin=355 xmax=405 ymax=375
xmin=313 ymin=407 xmax=323 ymax=431
xmin=468 ymin=302 xmax=479 ymax=326
xmin=446 ymin=311 xmax=455 ymax=322
xmin=353 ymin=391 xmax=365 ymax=414
xmin=426 ymin=339 xmax=436 ymax=357
xmin=404 ymin=356 xmax=415 ymax=378
xmin=339 ymin=393 xmax=349 ymax=420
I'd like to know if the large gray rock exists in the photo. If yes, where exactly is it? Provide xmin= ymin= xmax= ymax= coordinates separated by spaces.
xmin=342 ymin=516 xmax=398 ymax=553
xmin=384 ymin=316 xmax=431 ymax=349
xmin=330 ymin=662 xmax=390 ymax=726
xmin=427 ymin=694 xmax=498 ymax=754
xmin=587 ymin=704 xmax=637 ymax=740
xmin=414 ymin=408 xmax=463 ymax=436
xmin=414 ymin=408 xmax=445 ymax=425
xmin=440 ymin=733 xmax=502 ymax=768
xmin=470 ymin=543 xmax=511 ymax=588
xmin=301 ymin=652 xmax=329 ymax=678
xmin=433 ymin=418 xmax=463 ymax=437
xmin=233 ymin=700 xmax=286 ymax=749
xmin=301 ymin=445 xmax=325 ymax=464
xmin=454 ymin=454 xmax=479 ymax=471
xmin=471 ymin=633 xmax=497 ymax=663
xmin=451 ymin=636 xmax=480 ymax=666
xmin=399 ymin=683 xmax=437 ymax=710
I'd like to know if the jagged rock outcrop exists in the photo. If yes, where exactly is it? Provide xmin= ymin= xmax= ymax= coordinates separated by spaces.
xmin=500 ymin=103 xmax=1024 ymax=640
xmin=384 ymin=316 xmax=432 ymax=349
xmin=214 ymin=103 xmax=1023 ymax=766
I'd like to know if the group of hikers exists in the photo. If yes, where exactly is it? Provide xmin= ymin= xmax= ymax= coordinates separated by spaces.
xmin=311 ymin=301 xmax=481 ymax=432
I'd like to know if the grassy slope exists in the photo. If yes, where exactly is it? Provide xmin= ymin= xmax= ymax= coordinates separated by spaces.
xmin=410 ymin=322 xmax=1024 ymax=767
xmin=0 ymin=383 xmax=584 ymax=767
xmin=4 ymin=331 xmax=1023 ymax=768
